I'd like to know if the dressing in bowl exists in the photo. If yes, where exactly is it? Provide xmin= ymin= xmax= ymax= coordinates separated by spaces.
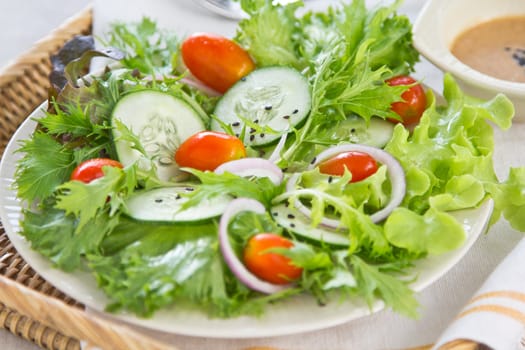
xmin=413 ymin=0 xmax=525 ymax=121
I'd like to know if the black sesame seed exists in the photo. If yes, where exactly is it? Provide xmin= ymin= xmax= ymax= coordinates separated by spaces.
xmin=283 ymin=115 xmax=290 ymax=120
xmin=350 ymin=128 xmax=356 ymax=133
xmin=290 ymin=223 xmax=296 ymax=228
xmin=155 ymin=199 xmax=163 ymax=203
xmin=250 ymin=128 xmax=256 ymax=134
xmin=265 ymin=105 xmax=273 ymax=111
xmin=175 ymin=194 xmax=181 ymax=200
xmin=185 ymin=187 xmax=194 ymax=192
xmin=287 ymin=214 xmax=295 ymax=219
xmin=310 ymin=157 xmax=317 ymax=165
xmin=284 ymin=201 xmax=290 ymax=207
xmin=250 ymin=135 xmax=255 ymax=141
xmin=254 ymin=119 xmax=259 ymax=124
xmin=272 ymin=212 xmax=278 ymax=216
xmin=328 ymin=176 xmax=333 ymax=183
xmin=260 ymin=133 xmax=265 ymax=138
xmin=232 ymin=122 xmax=240 ymax=127
xmin=240 ymin=77 xmax=247 ymax=81
xmin=293 ymin=109 xmax=299 ymax=114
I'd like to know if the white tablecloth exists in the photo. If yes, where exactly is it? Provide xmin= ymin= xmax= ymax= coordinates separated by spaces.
xmin=1 ymin=0 xmax=524 ymax=349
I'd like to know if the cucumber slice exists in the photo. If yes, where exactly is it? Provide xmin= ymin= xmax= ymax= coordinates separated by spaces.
xmin=271 ymin=203 xmax=350 ymax=246
xmin=337 ymin=116 xmax=394 ymax=148
xmin=124 ymin=187 xmax=231 ymax=223
xmin=111 ymin=90 xmax=206 ymax=181
xmin=212 ymin=67 xmax=311 ymax=146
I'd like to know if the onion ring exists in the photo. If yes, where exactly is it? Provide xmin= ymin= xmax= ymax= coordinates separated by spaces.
xmin=218 ymin=198 xmax=291 ymax=294
xmin=287 ymin=144 xmax=406 ymax=228
xmin=215 ymin=158 xmax=284 ymax=185
xmin=268 ymin=133 xmax=288 ymax=164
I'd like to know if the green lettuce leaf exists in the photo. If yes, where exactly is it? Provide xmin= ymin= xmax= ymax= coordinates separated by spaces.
xmin=15 ymin=132 xmax=76 ymax=202
xmin=237 ymin=0 xmax=302 ymax=68
xmin=384 ymin=207 xmax=465 ymax=255
xmin=89 ymin=217 xmax=283 ymax=317
xmin=351 ymin=255 xmax=419 ymax=318
xmin=20 ymin=207 xmax=119 ymax=271
xmin=105 ymin=17 xmax=180 ymax=75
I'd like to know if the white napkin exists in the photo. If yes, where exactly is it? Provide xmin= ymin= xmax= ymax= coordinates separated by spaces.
xmin=433 ymin=237 xmax=525 ymax=350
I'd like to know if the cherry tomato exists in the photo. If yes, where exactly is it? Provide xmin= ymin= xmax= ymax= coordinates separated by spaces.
xmin=318 ymin=151 xmax=378 ymax=183
xmin=243 ymin=233 xmax=303 ymax=285
xmin=181 ymin=33 xmax=255 ymax=93
xmin=175 ymin=131 xmax=246 ymax=171
xmin=70 ymin=158 xmax=123 ymax=183
xmin=386 ymin=75 xmax=427 ymax=126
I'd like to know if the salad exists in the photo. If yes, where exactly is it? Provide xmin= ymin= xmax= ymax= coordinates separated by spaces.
xmin=12 ymin=0 xmax=525 ymax=320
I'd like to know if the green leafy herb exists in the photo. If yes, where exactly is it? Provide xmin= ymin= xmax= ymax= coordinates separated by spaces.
xmin=182 ymin=169 xmax=284 ymax=208
xmin=15 ymin=132 xmax=76 ymax=202
xmin=105 ymin=17 xmax=180 ymax=75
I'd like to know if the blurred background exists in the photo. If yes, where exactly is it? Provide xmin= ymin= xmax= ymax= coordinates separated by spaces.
xmin=0 ymin=0 xmax=90 ymax=69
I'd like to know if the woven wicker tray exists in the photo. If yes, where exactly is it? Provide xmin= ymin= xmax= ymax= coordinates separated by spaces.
xmin=0 ymin=7 xmax=481 ymax=350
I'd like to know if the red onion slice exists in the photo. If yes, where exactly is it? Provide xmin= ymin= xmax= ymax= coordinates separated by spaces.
xmin=214 ymin=158 xmax=284 ymax=185
xmin=218 ymin=198 xmax=291 ymax=294
xmin=268 ymin=133 xmax=288 ymax=164
xmin=287 ymin=144 xmax=406 ymax=227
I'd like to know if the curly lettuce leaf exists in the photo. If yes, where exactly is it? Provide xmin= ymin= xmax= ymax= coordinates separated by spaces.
xmin=20 ymin=207 xmax=119 ymax=271
xmin=384 ymin=207 xmax=466 ymax=255
xmin=181 ymin=169 xmax=284 ymax=208
xmin=55 ymin=166 xmax=135 ymax=232
xmin=487 ymin=167 xmax=525 ymax=231
xmin=89 ymin=217 xmax=283 ymax=317
xmin=105 ymin=17 xmax=180 ymax=75
xmin=15 ymin=132 xmax=76 ymax=202
xmin=385 ymin=74 xmax=513 ymax=214
xmin=237 ymin=0 xmax=302 ymax=68
xmin=237 ymin=0 xmax=418 ymax=75
xmin=383 ymin=74 xmax=519 ymax=250
xmin=351 ymin=255 xmax=419 ymax=318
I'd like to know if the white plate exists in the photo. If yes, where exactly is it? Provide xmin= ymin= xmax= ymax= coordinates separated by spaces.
xmin=0 ymin=103 xmax=494 ymax=338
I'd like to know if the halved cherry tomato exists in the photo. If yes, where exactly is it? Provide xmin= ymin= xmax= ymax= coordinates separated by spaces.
xmin=386 ymin=75 xmax=427 ymax=126
xmin=175 ymin=131 xmax=246 ymax=171
xmin=70 ymin=158 xmax=123 ymax=183
xmin=318 ymin=151 xmax=378 ymax=183
xmin=181 ymin=33 xmax=255 ymax=93
xmin=243 ymin=233 xmax=303 ymax=285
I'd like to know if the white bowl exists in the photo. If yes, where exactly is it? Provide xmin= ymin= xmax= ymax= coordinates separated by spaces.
xmin=413 ymin=0 xmax=525 ymax=121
